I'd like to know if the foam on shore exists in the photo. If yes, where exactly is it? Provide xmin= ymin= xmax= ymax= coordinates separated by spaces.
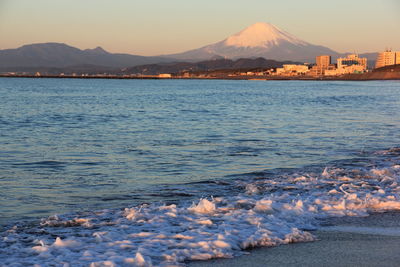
xmin=1 ymin=148 xmax=400 ymax=266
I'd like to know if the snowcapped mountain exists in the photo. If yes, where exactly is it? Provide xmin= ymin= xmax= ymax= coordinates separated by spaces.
xmin=224 ymin=22 xmax=307 ymax=48
xmin=166 ymin=22 xmax=339 ymax=62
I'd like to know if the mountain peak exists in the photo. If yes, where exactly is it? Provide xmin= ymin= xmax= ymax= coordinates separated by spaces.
xmin=85 ymin=46 xmax=109 ymax=54
xmin=224 ymin=22 xmax=308 ymax=48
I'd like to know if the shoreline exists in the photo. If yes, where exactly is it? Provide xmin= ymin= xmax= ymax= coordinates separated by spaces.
xmin=1 ymin=75 xmax=400 ymax=81
xmin=189 ymin=212 xmax=400 ymax=267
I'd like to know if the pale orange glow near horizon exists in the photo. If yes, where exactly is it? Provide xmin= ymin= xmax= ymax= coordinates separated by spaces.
xmin=0 ymin=0 xmax=399 ymax=55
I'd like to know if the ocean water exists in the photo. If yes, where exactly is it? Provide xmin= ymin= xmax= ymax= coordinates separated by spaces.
xmin=1 ymin=78 xmax=400 ymax=266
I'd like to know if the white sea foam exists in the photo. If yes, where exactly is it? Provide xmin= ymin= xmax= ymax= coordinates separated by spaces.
xmin=188 ymin=198 xmax=216 ymax=214
xmin=1 ymin=150 xmax=400 ymax=266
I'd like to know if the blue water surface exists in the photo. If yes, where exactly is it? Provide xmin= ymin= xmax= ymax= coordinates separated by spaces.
xmin=0 ymin=78 xmax=399 ymax=224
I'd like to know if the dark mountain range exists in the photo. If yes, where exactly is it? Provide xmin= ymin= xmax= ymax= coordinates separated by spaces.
xmin=123 ymin=57 xmax=299 ymax=75
xmin=0 ymin=43 xmax=174 ymax=69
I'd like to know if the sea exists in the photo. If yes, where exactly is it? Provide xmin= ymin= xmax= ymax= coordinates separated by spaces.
xmin=0 ymin=78 xmax=400 ymax=266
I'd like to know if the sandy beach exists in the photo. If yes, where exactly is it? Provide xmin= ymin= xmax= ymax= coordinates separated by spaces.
xmin=190 ymin=212 xmax=400 ymax=267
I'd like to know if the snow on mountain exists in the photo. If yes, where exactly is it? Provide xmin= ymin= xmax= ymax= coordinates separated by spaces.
xmin=224 ymin=22 xmax=307 ymax=48
xmin=165 ymin=22 xmax=339 ymax=63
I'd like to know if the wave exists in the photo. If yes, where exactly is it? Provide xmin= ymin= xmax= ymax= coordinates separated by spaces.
xmin=1 ymin=148 xmax=400 ymax=266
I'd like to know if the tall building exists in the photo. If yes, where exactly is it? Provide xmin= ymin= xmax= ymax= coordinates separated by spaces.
xmin=375 ymin=50 xmax=400 ymax=69
xmin=310 ymin=55 xmax=333 ymax=76
xmin=316 ymin=55 xmax=331 ymax=68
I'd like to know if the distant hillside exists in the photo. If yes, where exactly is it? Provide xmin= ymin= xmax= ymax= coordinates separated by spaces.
xmin=373 ymin=64 xmax=400 ymax=72
xmin=122 ymin=57 xmax=300 ymax=75
xmin=0 ymin=43 xmax=175 ymax=69
xmin=341 ymin=64 xmax=400 ymax=80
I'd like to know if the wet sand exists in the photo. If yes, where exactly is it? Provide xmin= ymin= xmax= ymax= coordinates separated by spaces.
xmin=190 ymin=212 xmax=400 ymax=267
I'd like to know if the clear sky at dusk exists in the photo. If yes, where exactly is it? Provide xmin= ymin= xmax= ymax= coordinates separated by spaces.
xmin=0 ymin=0 xmax=399 ymax=55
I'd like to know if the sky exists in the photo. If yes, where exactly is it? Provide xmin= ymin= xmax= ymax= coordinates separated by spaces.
xmin=0 ymin=0 xmax=399 ymax=55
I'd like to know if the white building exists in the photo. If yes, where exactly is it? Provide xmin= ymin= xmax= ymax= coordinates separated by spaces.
xmin=275 ymin=64 xmax=309 ymax=76
xmin=337 ymin=54 xmax=367 ymax=70
xmin=324 ymin=54 xmax=367 ymax=75
xmin=375 ymin=50 xmax=400 ymax=69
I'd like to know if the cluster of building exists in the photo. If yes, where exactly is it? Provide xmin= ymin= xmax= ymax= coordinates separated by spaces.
xmin=274 ymin=54 xmax=368 ymax=77
xmin=273 ymin=49 xmax=400 ymax=77
xmin=138 ymin=50 xmax=400 ymax=79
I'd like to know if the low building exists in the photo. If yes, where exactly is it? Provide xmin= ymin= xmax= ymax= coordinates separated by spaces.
xmin=324 ymin=64 xmax=366 ymax=76
xmin=254 ymin=71 xmax=266 ymax=76
xmin=335 ymin=54 xmax=367 ymax=74
xmin=337 ymin=54 xmax=367 ymax=70
xmin=275 ymin=64 xmax=309 ymax=76
xmin=324 ymin=69 xmax=338 ymax=76
xmin=375 ymin=50 xmax=400 ymax=69
xmin=158 ymin=73 xmax=172 ymax=78
xmin=309 ymin=65 xmax=336 ymax=76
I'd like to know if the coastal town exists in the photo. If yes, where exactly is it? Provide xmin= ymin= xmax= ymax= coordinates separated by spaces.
xmin=1 ymin=49 xmax=400 ymax=80
xmin=257 ymin=50 xmax=399 ymax=78
xmin=1 ymin=21 xmax=399 ymax=81
xmin=167 ymin=50 xmax=399 ymax=79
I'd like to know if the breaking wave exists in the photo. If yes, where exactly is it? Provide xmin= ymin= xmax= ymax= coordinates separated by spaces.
xmin=1 ymin=148 xmax=400 ymax=266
